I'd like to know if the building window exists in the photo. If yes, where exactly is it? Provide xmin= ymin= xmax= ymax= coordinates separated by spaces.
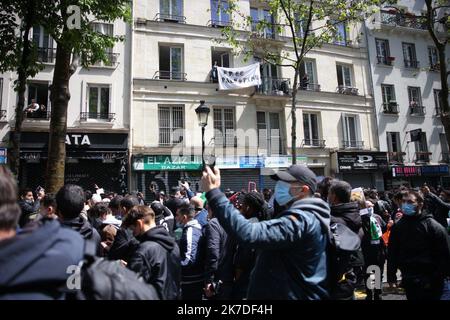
xmin=408 ymin=86 xmax=424 ymax=115
xmin=434 ymin=89 xmax=443 ymax=115
xmin=381 ymin=84 xmax=398 ymax=113
xmin=32 ymin=25 xmax=55 ymax=63
xmin=415 ymin=132 xmax=429 ymax=162
xmin=336 ymin=64 xmax=356 ymax=94
xmin=90 ymin=23 xmax=116 ymax=66
xmin=387 ymin=132 xmax=403 ymax=163
xmin=300 ymin=60 xmax=319 ymax=91
xmin=428 ymin=46 xmax=439 ymax=70
xmin=213 ymin=107 xmax=235 ymax=147
xmin=303 ymin=113 xmax=321 ymax=146
xmin=87 ymin=85 xmax=110 ymax=119
xmin=257 ymin=111 xmax=283 ymax=155
xmin=159 ymin=45 xmax=184 ymax=80
xmin=250 ymin=7 xmax=275 ymax=39
xmin=375 ymin=38 xmax=392 ymax=65
xmin=158 ymin=105 xmax=184 ymax=146
xmin=402 ymin=42 xmax=419 ymax=68
xmin=295 ymin=15 xmax=309 ymax=38
xmin=342 ymin=114 xmax=362 ymax=149
xmin=160 ymin=0 xmax=184 ymax=21
xmin=26 ymin=82 xmax=49 ymax=119
xmin=210 ymin=0 xmax=230 ymax=25
xmin=333 ymin=21 xmax=347 ymax=46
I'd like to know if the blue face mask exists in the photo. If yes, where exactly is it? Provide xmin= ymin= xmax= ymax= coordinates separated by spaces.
xmin=274 ymin=181 xmax=294 ymax=206
xmin=402 ymin=203 xmax=417 ymax=216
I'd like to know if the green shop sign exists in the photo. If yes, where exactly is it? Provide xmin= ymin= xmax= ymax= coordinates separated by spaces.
xmin=133 ymin=155 xmax=202 ymax=171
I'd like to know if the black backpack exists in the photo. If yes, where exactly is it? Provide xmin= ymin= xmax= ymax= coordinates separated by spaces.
xmin=75 ymin=240 xmax=160 ymax=300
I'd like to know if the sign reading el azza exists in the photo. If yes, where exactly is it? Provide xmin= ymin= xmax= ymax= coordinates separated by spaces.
xmin=338 ymin=152 xmax=388 ymax=171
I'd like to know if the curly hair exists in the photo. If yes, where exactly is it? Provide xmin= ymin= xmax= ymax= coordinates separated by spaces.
xmin=242 ymin=191 xmax=271 ymax=221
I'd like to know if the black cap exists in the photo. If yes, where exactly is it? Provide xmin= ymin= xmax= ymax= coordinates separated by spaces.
xmin=271 ymin=165 xmax=317 ymax=193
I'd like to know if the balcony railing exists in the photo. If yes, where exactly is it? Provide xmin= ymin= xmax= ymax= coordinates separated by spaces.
xmin=380 ymin=11 xmax=427 ymax=30
xmin=299 ymin=83 xmax=321 ymax=92
xmin=153 ymin=71 xmax=187 ymax=81
xmin=24 ymin=111 xmax=51 ymax=120
xmin=415 ymin=152 xmax=431 ymax=163
xmin=410 ymin=105 xmax=425 ymax=116
xmin=302 ymin=139 xmax=326 ymax=148
xmin=377 ymin=55 xmax=394 ymax=66
xmin=342 ymin=140 xmax=364 ymax=149
xmin=404 ymin=59 xmax=420 ymax=68
xmin=430 ymin=63 xmax=440 ymax=72
xmin=251 ymin=23 xmax=285 ymax=40
xmin=388 ymin=152 xmax=405 ymax=164
xmin=382 ymin=102 xmax=399 ymax=114
xmin=337 ymin=86 xmax=358 ymax=95
xmin=92 ymin=52 xmax=119 ymax=67
xmin=37 ymin=47 xmax=57 ymax=64
xmin=256 ymin=78 xmax=291 ymax=96
xmin=207 ymin=20 xmax=231 ymax=28
xmin=80 ymin=112 xmax=115 ymax=122
xmin=0 ymin=110 xmax=6 ymax=119
xmin=154 ymin=13 xmax=186 ymax=23
xmin=441 ymin=153 xmax=450 ymax=164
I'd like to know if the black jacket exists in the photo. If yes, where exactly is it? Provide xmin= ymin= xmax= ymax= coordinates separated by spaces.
xmin=330 ymin=202 xmax=362 ymax=234
xmin=204 ymin=218 xmax=235 ymax=284
xmin=424 ymin=192 xmax=450 ymax=229
xmin=18 ymin=200 xmax=40 ymax=227
xmin=61 ymin=216 xmax=102 ymax=255
xmin=388 ymin=212 xmax=450 ymax=280
xmin=164 ymin=197 xmax=185 ymax=229
xmin=108 ymin=228 xmax=140 ymax=262
xmin=128 ymin=226 xmax=181 ymax=300
xmin=0 ymin=219 xmax=84 ymax=299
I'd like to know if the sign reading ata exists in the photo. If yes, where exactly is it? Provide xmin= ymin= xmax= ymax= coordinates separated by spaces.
xmin=65 ymin=134 xmax=91 ymax=146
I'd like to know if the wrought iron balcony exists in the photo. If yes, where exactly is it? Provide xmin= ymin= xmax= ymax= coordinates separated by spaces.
xmin=0 ymin=110 xmax=6 ymax=119
xmin=256 ymin=78 xmax=291 ymax=96
xmin=24 ymin=111 xmax=51 ymax=120
xmin=92 ymin=52 xmax=119 ymax=67
xmin=404 ymin=59 xmax=420 ymax=68
xmin=302 ymin=139 xmax=326 ymax=148
xmin=37 ymin=47 xmax=57 ymax=64
xmin=80 ymin=112 xmax=115 ymax=122
xmin=337 ymin=86 xmax=358 ymax=95
xmin=377 ymin=55 xmax=395 ymax=66
xmin=153 ymin=70 xmax=187 ymax=81
xmin=154 ymin=13 xmax=186 ymax=23
xmin=415 ymin=152 xmax=431 ymax=163
xmin=299 ymin=83 xmax=321 ymax=92
xmin=410 ymin=104 xmax=425 ymax=116
xmin=380 ymin=11 xmax=427 ymax=30
xmin=207 ymin=20 xmax=231 ymax=28
xmin=382 ymin=102 xmax=399 ymax=114
xmin=250 ymin=23 xmax=286 ymax=40
xmin=388 ymin=152 xmax=405 ymax=164
xmin=342 ymin=140 xmax=364 ymax=149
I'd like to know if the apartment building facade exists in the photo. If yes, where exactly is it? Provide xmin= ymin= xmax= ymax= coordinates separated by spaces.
xmin=130 ymin=0 xmax=382 ymax=197
xmin=366 ymin=0 xmax=450 ymax=189
xmin=0 ymin=21 xmax=131 ymax=194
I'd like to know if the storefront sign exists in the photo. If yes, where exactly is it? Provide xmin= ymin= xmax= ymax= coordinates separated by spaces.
xmin=0 ymin=148 xmax=6 ymax=164
xmin=134 ymin=155 xmax=202 ymax=171
xmin=392 ymin=165 xmax=449 ymax=177
xmin=239 ymin=156 xmax=264 ymax=168
xmin=338 ymin=152 xmax=388 ymax=171
xmin=265 ymin=156 xmax=308 ymax=168
xmin=216 ymin=157 xmax=240 ymax=169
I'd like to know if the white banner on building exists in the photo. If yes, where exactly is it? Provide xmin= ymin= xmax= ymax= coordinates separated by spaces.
xmin=217 ymin=63 xmax=262 ymax=90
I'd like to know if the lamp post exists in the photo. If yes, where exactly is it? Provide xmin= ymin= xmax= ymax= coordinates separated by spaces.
xmin=195 ymin=100 xmax=210 ymax=170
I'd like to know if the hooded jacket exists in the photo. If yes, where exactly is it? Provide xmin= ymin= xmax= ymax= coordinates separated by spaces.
xmin=0 ymin=219 xmax=84 ymax=299
xmin=388 ymin=211 xmax=450 ymax=280
xmin=128 ymin=225 xmax=181 ymax=300
xmin=207 ymin=189 xmax=330 ymax=300
xmin=61 ymin=216 xmax=102 ymax=255
xmin=330 ymin=202 xmax=362 ymax=234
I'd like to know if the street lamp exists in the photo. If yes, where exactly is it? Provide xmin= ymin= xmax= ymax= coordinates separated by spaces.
xmin=195 ymin=100 xmax=210 ymax=169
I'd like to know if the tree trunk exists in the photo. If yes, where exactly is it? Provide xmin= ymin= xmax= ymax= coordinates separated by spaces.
xmin=290 ymin=68 xmax=300 ymax=164
xmin=45 ymin=44 xmax=72 ymax=193
xmin=8 ymin=3 xmax=34 ymax=179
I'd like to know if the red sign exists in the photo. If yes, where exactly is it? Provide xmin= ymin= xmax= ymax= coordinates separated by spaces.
xmin=392 ymin=166 xmax=421 ymax=177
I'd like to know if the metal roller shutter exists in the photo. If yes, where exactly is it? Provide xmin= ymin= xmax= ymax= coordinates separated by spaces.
xmin=220 ymin=169 xmax=260 ymax=192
